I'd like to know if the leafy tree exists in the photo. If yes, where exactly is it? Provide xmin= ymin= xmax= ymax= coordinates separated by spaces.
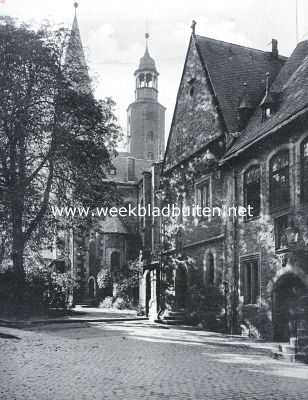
xmin=0 ymin=18 xmax=121 ymax=288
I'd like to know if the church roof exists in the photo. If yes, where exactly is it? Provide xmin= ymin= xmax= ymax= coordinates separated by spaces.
xmin=225 ymin=40 xmax=308 ymax=159
xmin=195 ymin=35 xmax=286 ymax=133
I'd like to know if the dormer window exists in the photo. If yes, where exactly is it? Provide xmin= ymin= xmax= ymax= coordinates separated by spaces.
xmin=238 ymin=82 xmax=253 ymax=129
xmin=265 ymin=106 xmax=271 ymax=118
xmin=261 ymin=72 xmax=274 ymax=121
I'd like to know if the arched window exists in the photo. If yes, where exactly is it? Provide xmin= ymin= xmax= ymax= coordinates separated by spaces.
xmin=145 ymin=73 xmax=153 ymax=87
xmin=205 ymin=252 xmax=214 ymax=285
xmin=270 ymin=150 xmax=290 ymax=211
xmin=301 ymin=138 xmax=308 ymax=202
xmin=244 ymin=165 xmax=260 ymax=219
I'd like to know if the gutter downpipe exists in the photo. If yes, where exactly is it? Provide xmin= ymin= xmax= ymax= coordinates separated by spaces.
xmin=231 ymin=167 xmax=239 ymax=335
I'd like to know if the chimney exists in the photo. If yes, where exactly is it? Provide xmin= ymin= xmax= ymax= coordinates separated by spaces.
xmin=272 ymin=39 xmax=278 ymax=58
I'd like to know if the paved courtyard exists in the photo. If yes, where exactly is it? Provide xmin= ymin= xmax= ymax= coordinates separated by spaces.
xmin=1 ymin=321 xmax=308 ymax=400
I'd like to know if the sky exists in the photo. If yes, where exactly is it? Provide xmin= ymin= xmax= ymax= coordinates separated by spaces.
xmin=1 ymin=0 xmax=307 ymax=147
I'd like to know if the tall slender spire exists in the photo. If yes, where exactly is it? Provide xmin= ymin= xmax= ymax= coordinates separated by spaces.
xmin=65 ymin=2 xmax=91 ymax=94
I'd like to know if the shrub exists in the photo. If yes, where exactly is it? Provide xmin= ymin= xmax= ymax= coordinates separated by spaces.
xmin=113 ymin=297 xmax=131 ymax=310
xmin=188 ymin=285 xmax=225 ymax=332
xmin=0 ymin=267 xmax=75 ymax=317
xmin=99 ymin=296 xmax=113 ymax=309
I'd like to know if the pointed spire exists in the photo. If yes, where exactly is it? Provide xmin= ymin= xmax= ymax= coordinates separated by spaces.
xmin=136 ymin=32 xmax=157 ymax=73
xmin=145 ymin=32 xmax=150 ymax=50
xmin=74 ymin=1 xmax=78 ymax=16
xmin=65 ymin=2 xmax=91 ymax=94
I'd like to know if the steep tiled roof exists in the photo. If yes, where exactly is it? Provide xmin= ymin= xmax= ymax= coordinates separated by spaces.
xmin=225 ymin=40 xmax=308 ymax=158
xmin=195 ymin=35 xmax=285 ymax=133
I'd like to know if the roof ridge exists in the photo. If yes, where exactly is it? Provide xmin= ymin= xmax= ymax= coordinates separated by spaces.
xmin=195 ymin=34 xmax=288 ymax=60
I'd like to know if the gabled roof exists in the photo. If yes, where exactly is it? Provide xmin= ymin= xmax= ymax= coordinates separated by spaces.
xmin=195 ymin=35 xmax=286 ymax=133
xmin=225 ymin=40 xmax=308 ymax=159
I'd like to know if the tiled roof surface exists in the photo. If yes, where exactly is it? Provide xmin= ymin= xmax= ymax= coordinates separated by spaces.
xmin=195 ymin=35 xmax=285 ymax=133
xmin=226 ymin=40 xmax=308 ymax=157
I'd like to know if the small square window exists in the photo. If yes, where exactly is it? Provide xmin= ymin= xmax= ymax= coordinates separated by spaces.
xmin=110 ymin=167 xmax=117 ymax=176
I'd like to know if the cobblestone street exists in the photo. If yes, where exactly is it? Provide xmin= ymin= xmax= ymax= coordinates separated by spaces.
xmin=1 ymin=321 xmax=308 ymax=400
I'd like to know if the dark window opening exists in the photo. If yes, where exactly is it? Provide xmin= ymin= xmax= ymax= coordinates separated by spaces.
xmin=270 ymin=150 xmax=290 ymax=211
xmin=275 ymin=214 xmax=289 ymax=251
xmin=111 ymin=251 xmax=120 ymax=275
xmin=241 ymin=260 xmax=259 ymax=305
xmin=301 ymin=139 xmax=308 ymax=202
xmin=205 ymin=252 xmax=215 ymax=285
xmin=244 ymin=165 xmax=261 ymax=219
xmin=196 ymin=180 xmax=210 ymax=209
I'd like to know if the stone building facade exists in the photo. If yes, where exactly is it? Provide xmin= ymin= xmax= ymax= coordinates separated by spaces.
xmin=156 ymin=24 xmax=308 ymax=355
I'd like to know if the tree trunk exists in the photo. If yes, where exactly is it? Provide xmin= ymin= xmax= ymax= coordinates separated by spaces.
xmin=11 ymin=195 xmax=25 ymax=283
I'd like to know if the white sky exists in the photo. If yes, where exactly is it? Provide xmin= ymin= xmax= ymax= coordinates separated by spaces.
xmin=1 ymin=0 xmax=308 ymax=147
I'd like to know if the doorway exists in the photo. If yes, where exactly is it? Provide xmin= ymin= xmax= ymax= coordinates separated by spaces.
xmin=272 ymin=274 xmax=306 ymax=342
xmin=175 ymin=266 xmax=187 ymax=309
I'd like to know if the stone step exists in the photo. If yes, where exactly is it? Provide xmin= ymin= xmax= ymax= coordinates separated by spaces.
xmin=160 ymin=319 xmax=186 ymax=325
xmin=272 ymin=351 xmax=296 ymax=363
xmin=159 ymin=309 xmax=187 ymax=325
xmin=295 ymin=352 xmax=308 ymax=363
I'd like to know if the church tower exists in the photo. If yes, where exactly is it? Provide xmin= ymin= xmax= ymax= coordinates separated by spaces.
xmin=64 ymin=2 xmax=91 ymax=94
xmin=127 ymin=34 xmax=165 ymax=161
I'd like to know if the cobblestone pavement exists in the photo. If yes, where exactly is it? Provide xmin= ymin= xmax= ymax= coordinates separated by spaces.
xmin=1 ymin=321 xmax=308 ymax=400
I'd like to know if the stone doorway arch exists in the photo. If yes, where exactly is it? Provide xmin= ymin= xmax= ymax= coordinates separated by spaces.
xmin=272 ymin=273 xmax=306 ymax=342
xmin=88 ymin=277 xmax=96 ymax=299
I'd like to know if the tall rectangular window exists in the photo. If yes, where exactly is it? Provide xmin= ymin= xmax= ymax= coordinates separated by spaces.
xmin=244 ymin=165 xmax=261 ymax=219
xmin=270 ymin=150 xmax=290 ymax=211
xmin=196 ymin=179 xmax=210 ymax=209
xmin=274 ymin=214 xmax=288 ymax=250
xmin=240 ymin=259 xmax=259 ymax=305
xmin=301 ymin=139 xmax=308 ymax=202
